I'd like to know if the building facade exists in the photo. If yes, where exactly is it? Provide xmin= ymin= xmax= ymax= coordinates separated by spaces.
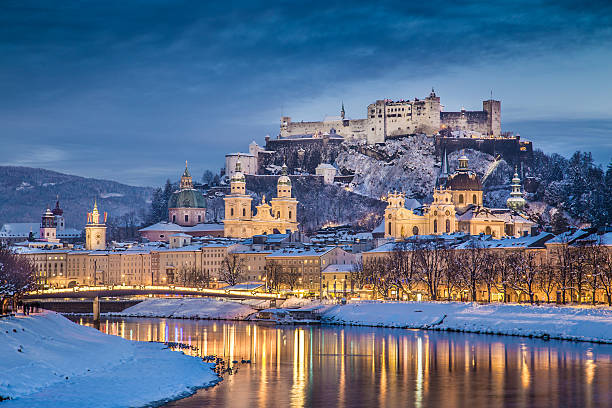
xmin=85 ymin=201 xmax=106 ymax=250
xmin=384 ymin=154 xmax=533 ymax=240
xmin=224 ymin=161 xmax=299 ymax=238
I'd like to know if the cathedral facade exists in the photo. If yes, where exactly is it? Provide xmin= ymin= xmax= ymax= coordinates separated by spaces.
xmin=223 ymin=161 xmax=299 ymax=238
xmin=384 ymin=153 xmax=532 ymax=240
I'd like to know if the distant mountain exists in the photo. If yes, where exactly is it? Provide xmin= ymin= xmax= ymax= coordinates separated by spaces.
xmin=0 ymin=166 xmax=154 ymax=229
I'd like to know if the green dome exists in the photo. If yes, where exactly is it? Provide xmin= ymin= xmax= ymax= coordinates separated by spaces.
xmin=168 ymin=189 xmax=206 ymax=209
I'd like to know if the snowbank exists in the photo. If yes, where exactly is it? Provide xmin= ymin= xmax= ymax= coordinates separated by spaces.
xmin=321 ymin=301 xmax=612 ymax=343
xmin=0 ymin=312 xmax=218 ymax=407
xmin=114 ymin=297 xmax=256 ymax=320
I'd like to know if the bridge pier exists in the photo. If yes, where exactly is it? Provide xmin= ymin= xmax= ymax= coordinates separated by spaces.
xmin=92 ymin=296 xmax=100 ymax=323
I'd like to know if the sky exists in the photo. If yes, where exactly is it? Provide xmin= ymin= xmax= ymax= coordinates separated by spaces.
xmin=1 ymin=0 xmax=612 ymax=186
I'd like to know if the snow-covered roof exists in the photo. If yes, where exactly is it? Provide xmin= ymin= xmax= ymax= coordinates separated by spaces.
xmin=546 ymin=229 xmax=591 ymax=244
xmin=139 ymin=222 xmax=224 ymax=233
xmin=170 ymin=233 xmax=192 ymax=238
xmin=322 ymin=264 xmax=355 ymax=273
xmin=316 ymin=163 xmax=336 ymax=170
xmin=268 ymin=246 xmax=337 ymax=258
xmin=226 ymin=152 xmax=255 ymax=157
xmin=454 ymin=233 xmax=553 ymax=249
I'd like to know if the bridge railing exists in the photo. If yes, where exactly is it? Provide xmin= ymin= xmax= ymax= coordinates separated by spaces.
xmin=27 ymin=285 xmax=285 ymax=299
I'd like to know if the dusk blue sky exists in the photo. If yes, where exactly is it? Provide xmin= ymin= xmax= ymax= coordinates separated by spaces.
xmin=1 ymin=1 xmax=612 ymax=186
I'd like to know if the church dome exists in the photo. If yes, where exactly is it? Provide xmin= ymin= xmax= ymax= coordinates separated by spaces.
xmin=446 ymin=172 xmax=482 ymax=191
xmin=168 ymin=188 xmax=206 ymax=209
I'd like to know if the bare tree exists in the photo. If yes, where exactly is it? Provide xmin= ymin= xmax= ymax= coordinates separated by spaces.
xmin=283 ymin=266 xmax=301 ymax=291
xmin=493 ymin=251 xmax=513 ymax=303
xmin=219 ymin=253 xmax=245 ymax=286
xmin=507 ymin=250 xmax=540 ymax=304
xmin=0 ymin=248 xmax=36 ymax=313
xmin=582 ymin=239 xmax=605 ymax=305
xmin=265 ymin=261 xmax=283 ymax=292
xmin=414 ymin=239 xmax=447 ymax=301
xmin=537 ymin=258 xmax=557 ymax=303
xmin=177 ymin=266 xmax=210 ymax=288
xmin=441 ymin=249 xmax=460 ymax=301
xmin=387 ymin=242 xmax=415 ymax=300
xmin=480 ymin=251 xmax=501 ymax=303
xmin=550 ymin=235 xmax=576 ymax=304
xmin=601 ymin=250 xmax=612 ymax=306
xmin=456 ymin=240 xmax=486 ymax=301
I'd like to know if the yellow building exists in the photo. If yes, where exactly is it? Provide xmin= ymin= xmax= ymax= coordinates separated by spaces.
xmin=384 ymin=153 xmax=532 ymax=239
xmin=224 ymin=160 xmax=298 ymax=238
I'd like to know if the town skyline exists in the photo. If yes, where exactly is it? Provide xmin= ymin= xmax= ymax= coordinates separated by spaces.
xmin=2 ymin=1 xmax=612 ymax=186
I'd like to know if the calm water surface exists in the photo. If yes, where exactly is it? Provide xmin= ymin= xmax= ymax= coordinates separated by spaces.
xmin=72 ymin=317 xmax=612 ymax=408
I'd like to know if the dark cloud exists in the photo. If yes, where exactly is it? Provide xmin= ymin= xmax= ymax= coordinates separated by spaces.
xmin=1 ymin=0 xmax=611 ymax=185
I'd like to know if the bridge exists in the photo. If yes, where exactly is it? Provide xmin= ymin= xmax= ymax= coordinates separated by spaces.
xmin=24 ymin=285 xmax=285 ymax=301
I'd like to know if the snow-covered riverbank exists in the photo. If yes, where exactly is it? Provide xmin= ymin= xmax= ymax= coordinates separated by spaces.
xmin=0 ymin=312 xmax=218 ymax=407
xmin=109 ymin=297 xmax=612 ymax=344
xmin=321 ymin=301 xmax=612 ymax=343
xmin=114 ymin=297 xmax=257 ymax=320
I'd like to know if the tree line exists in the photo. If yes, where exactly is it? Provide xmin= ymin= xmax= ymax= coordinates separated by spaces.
xmin=353 ymin=238 xmax=612 ymax=305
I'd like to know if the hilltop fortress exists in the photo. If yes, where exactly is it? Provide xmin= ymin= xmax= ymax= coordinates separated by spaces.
xmin=280 ymin=90 xmax=501 ymax=144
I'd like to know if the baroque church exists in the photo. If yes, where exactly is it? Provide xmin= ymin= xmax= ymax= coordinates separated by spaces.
xmin=384 ymin=152 xmax=533 ymax=240
xmin=223 ymin=159 xmax=299 ymax=238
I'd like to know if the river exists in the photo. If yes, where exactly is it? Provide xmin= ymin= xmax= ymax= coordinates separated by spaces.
xmin=71 ymin=316 xmax=612 ymax=407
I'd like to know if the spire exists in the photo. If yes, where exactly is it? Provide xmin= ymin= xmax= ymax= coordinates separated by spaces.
xmin=341 ymin=101 xmax=345 ymax=119
xmin=182 ymin=160 xmax=191 ymax=178
xmin=93 ymin=198 xmax=98 ymax=212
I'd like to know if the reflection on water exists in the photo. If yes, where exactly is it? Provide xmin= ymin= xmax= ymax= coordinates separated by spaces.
xmin=73 ymin=317 xmax=612 ymax=408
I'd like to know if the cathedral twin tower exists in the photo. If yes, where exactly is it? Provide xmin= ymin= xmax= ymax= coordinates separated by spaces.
xmin=223 ymin=159 xmax=299 ymax=238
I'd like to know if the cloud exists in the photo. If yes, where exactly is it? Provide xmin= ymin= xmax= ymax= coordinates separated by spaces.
xmin=0 ymin=0 xmax=611 ymax=185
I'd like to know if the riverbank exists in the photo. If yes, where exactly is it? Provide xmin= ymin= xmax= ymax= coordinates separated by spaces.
xmin=0 ymin=311 xmax=219 ymax=407
xmin=114 ymin=297 xmax=612 ymax=344
xmin=321 ymin=301 xmax=612 ymax=343
xmin=113 ymin=297 xmax=257 ymax=319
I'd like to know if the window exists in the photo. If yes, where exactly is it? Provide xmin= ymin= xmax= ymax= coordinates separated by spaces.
xmin=459 ymin=194 xmax=464 ymax=204
xmin=412 ymin=226 xmax=419 ymax=236
xmin=446 ymin=219 xmax=450 ymax=233
xmin=277 ymin=211 xmax=280 ymax=218
xmin=198 ymin=215 xmax=201 ymax=222
xmin=231 ymin=208 xmax=234 ymax=217
xmin=485 ymin=226 xmax=492 ymax=235
xmin=472 ymin=194 xmax=477 ymax=204
xmin=289 ymin=210 xmax=292 ymax=219
xmin=185 ymin=214 xmax=189 ymax=223
xmin=433 ymin=219 xmax=438 ymax=233
xmin=388 ymin=222 xmax=392 ymax=234
xmin=172 ymin=215 xmax=176 ymax=223
xmin=242 ymin=208 xmax=246 ymax=217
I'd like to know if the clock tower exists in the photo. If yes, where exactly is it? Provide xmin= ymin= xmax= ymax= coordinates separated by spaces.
xmin=85 ymin=200 xmax=107 ymax=250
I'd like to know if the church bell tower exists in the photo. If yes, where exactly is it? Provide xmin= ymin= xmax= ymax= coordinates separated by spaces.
xmin=85 ymin=200 xmax=107 ymax=250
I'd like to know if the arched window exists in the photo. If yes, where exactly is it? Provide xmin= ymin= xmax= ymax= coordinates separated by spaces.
xmin=388 ymin=222 xmax=392 ymax=234
xmin=472 ymin=194 xmax=477 ymax=204
xmin=401 ymin=226 xmax=405 ymax=237
xmin=277 ymin=211 xmax=280 ymax=218
xmin=230 ymin=208 xmax=234 ymax=217
xmin=433 ymin=219 xmax=438 ymax=233
xmin=485 ymin=226 xmax=492 ymax=235
xmin=172 ymin=215 xmax=176 ymax=223
xmin=242 ymin=208 xmax=246 ymax=217
xmin=412 ymin=226 xmax=419 ymax=236
xmin=289 ymin=210 xmax=292 ymax=219
xmin=198 ymin=215 xmax=201 ymax=222
xmin=446 ymin=219 xmax=450 ymax=233
xmin=459 ymin=194 xmax=464 ymax=204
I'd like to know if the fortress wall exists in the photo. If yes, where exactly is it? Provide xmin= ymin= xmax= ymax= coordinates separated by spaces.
xmin=441 ymin=111 xmax=490 ymax=134
xmin=435 ymin=136 xmax=533 ymax=166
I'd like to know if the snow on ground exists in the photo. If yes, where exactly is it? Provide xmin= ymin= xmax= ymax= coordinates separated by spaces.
xmin=114 ymin=297 xmax=257 ymax=319
xmin=320 ymin=301 xmax=612 ymax=343
xmin=0 ymin=311 xmax=218 ymax=407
